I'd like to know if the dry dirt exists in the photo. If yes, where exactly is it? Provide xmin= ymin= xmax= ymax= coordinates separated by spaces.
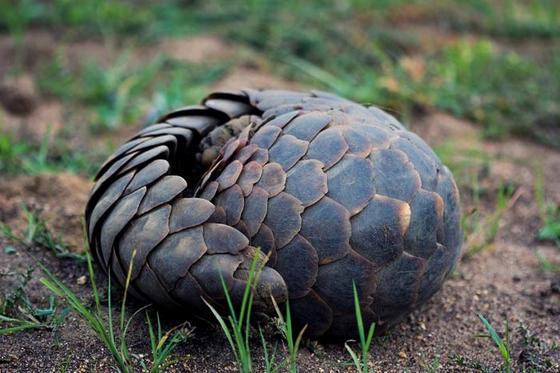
xmin=0 ymin=33 xmax=559 ymax=373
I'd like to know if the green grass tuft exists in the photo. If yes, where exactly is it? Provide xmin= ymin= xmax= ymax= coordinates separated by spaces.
xmin=40 ymin=251 xmax=188 ymax=372
xmin=345 ymin=282 xmax=376 ymax=373
xmin=142 ymin=311 xmax=192 ymax=373
xmin=463 ymin=184 xmax=515 ymax=258
xmin=204 ymin=255 xmax=260 ymax=373
xmin=0 ymin=268 xmax=63 ymax=335
xmin=206 ymin=253 xmax=309 ymax=372
xmin=0 ymin=206 xmax=84 ymax=261
xmin=259 ymin=327 xmax=281 ymax=373
xmin=534 ymin=167 xmax=560 ymax=250
xmin=477 ymin=314 xmax=512 ymax=373
xmin=270 ymin=297 xmax=306 ymax=373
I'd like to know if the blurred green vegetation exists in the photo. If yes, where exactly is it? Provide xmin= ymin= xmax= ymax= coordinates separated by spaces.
xmin=36 ymin=52 xmax=229 ymax=131
xmin=2 ymin=1 xmax=559 ymax=40
xmin=0 ymin=131 xmax=103 ymax=175
xmin=535 ymin=170 xmax=560 ymax=249
xmin=418 ymin=41 xmax=559 ymax=144
xmin=0 ymin=0 xmax=559 ymax=177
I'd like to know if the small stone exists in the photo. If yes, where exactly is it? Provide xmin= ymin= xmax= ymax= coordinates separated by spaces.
xmin=398 ymin=351 xmax=407 ymax=359
xmin=77 ymin=276 xmax=87 ymax=285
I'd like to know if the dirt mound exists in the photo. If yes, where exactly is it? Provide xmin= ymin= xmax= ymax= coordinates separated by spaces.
xmin=0 ymin=74 xmax=38 ymax=116
xmin=0 ymin=173 xmax=91 ymax=251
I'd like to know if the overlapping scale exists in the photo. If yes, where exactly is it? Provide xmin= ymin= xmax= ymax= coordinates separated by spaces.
xmin=148 ymin=227 xmax=207 ymax=290
xmin=88 ymin=171 xmax=134 ymax=241
xmin=306 ymin=127 xmax=348 ymax=169
xmin=216 ymin=160 xmax=243 ymax=191
xmin=264 ymin=192 xmax=303 ymax=249
xmin=250 ymin=125 xmax=282 ymax=149
xmin=372 ymin=252 xmax=427 ymax=315
xmin=169 ymin=198 xmax=215 ymax=232
xmin=404 ymin=190 xmax=444 ymax=259
xmin=256 ymin=162 xmax=286 ymax=197
xmin=214 ymin=184 xmax=244 ymax=226
xmin=268 ymin=135 xmax=308 ymax=171
xmin=326 ymin=154 xmax=374 ymax=214
xmin=202 ymin=222 xmax=249 ymax=254
xmin=285 ymin=160 xmax=327 ymax=207
xmin=117 ymin=204 xmax=171 ymax=279
xmin=190 ymin=254 xmax=243 ymax=299
xmin=138 ymin=175 xmax=187 ymax=215
xmin=283 ymin=112 xmax=331 ymax=141
xmin=350 ymin=195 xmax=410 ymax=266
xmin=314 ymin=251 xmax=376 ymax=313
xmin=99 ymin=187 xmax=146 ymax=266
xmin=124 ymin=159 xmax=169 ymax=194
xmin=241 ymin=186 xmax=268 ymax=238
xmin=274 ymin=235 xmax=318 ymax=298
xmin=371 ymin=148 xmax=421 ymax=202
xmin=300 ymin=197 xmax=351 ymax=264
xmin=237 ymin=161 xmax=263 ymax=196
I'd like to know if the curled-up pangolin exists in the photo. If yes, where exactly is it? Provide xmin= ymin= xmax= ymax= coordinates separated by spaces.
xmin=85 ymin=89 xmax=463 ymax=339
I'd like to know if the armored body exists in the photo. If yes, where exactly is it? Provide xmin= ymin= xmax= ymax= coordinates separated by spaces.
xmin=85 ymin=89 xmax=462 ymax=339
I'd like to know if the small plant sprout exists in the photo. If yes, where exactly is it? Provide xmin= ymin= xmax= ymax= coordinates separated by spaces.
xmin=259 ymin=327 xmax=281 ymax=373
xmin=535 ymin=168 xmax=560 ymax=248
xmin=464 ymin=184 xmax=515 ymax=258
xmin=419 ymin=354 xmax=441 ymax=373
xmin=271 ymin=297 xmax=306 ymax=373
xmin=477 ymin=314 xmax=512 ymax=373
xmin=143 ymin=311 xmax=192 ymax=373
xmin=204 ymin=254 xmax=261 ymax=373
xmin=345 ymin=282 xmax=375 ymax=373
xmin=0 ymin=283 xmax=60 ymax=335
xmin=41 ymin=252 xmax=133 ymax=371
xmin=0 ymin=231 xmax=67 ymax=335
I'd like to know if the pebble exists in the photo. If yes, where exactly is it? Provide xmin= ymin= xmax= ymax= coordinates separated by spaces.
xmin=77 ymin=275 xmax=87 ymax=285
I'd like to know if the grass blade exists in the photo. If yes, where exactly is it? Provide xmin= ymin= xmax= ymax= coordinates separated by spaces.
xmin=477 ymin=314 xmax=512 ymax=373
xmin=346 ymin=281 xmax=376 ymax=373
